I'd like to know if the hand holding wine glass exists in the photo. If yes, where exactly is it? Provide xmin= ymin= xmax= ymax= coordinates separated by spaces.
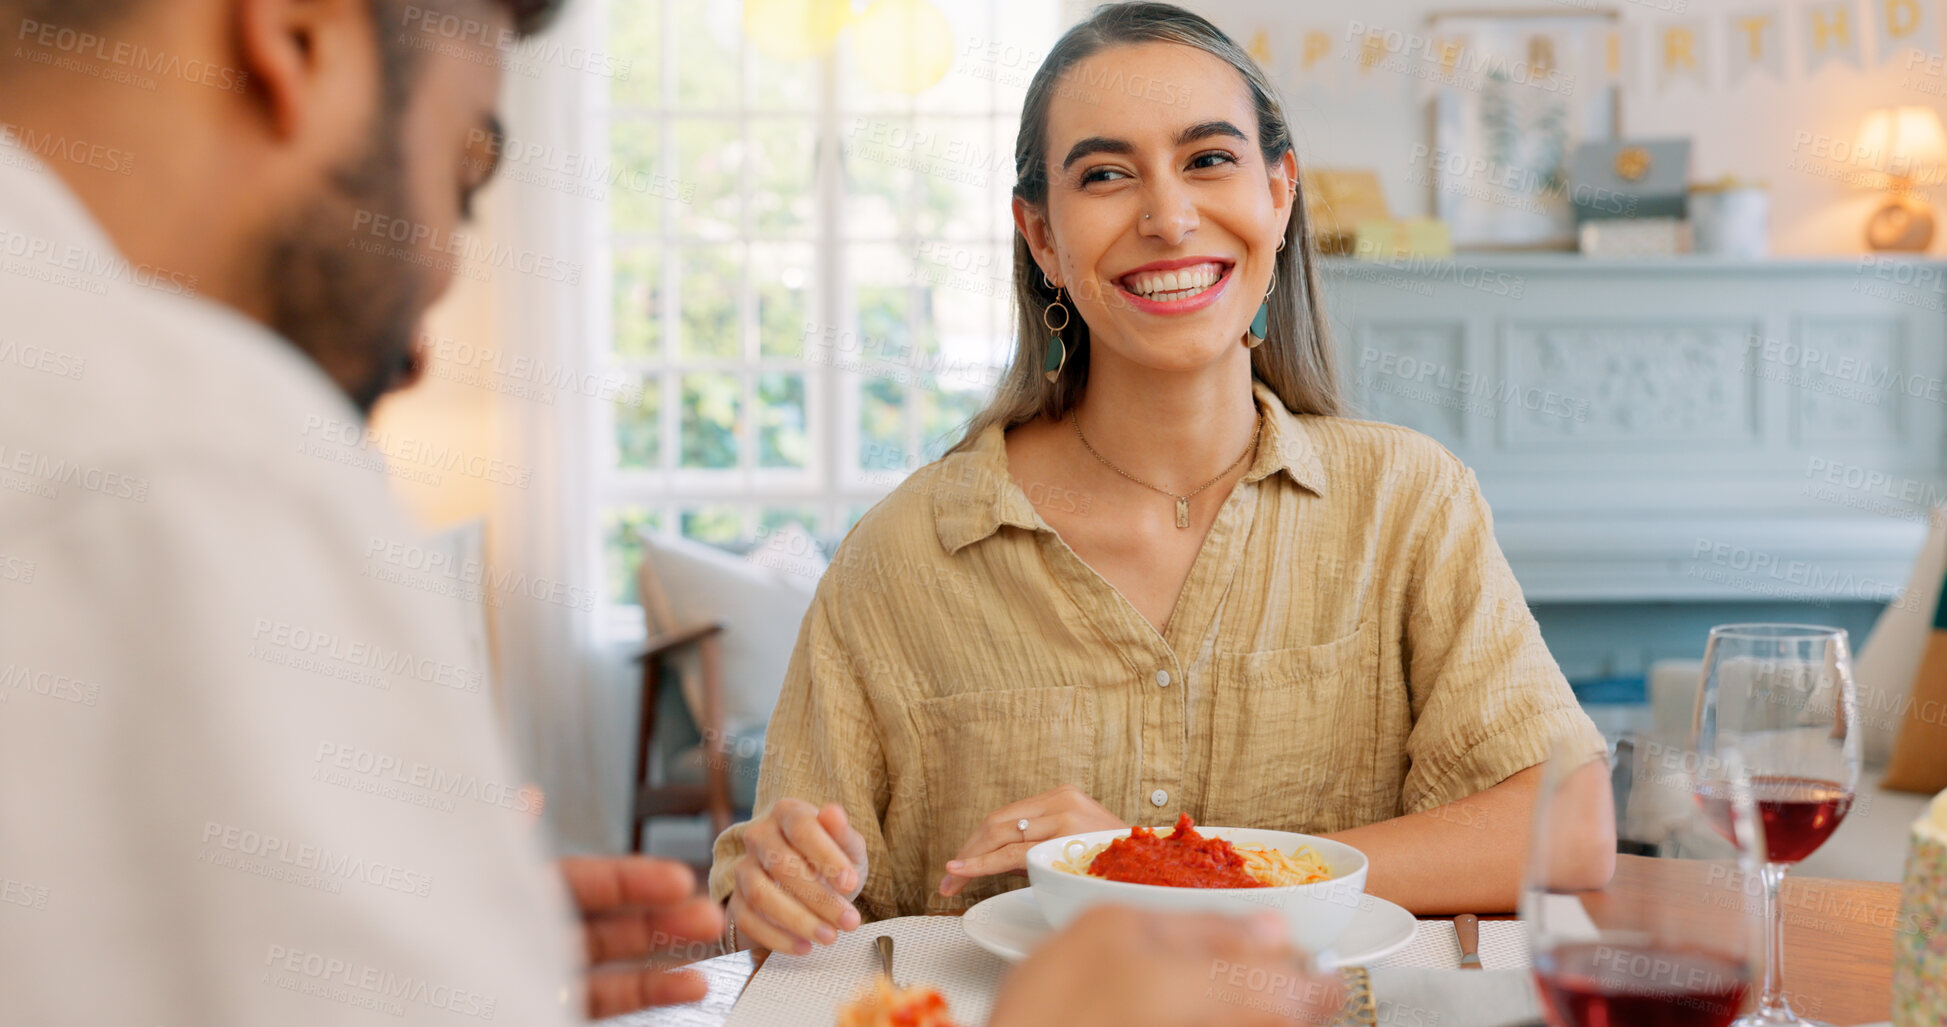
xmin=1692 ymin=624 xmax=1861 ymax=1027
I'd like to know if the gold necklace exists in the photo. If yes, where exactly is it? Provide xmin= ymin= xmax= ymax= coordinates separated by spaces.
xmin=1071 ymin=410 xmax=1262 ymax=528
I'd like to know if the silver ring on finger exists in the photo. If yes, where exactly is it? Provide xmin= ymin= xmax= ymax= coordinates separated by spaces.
xmin=1017 ymin=817 xmax=1030 ymax=841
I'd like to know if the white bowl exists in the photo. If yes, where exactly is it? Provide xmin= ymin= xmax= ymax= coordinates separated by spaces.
xmin=1024 ymin=826 xmax=1370 ymax=954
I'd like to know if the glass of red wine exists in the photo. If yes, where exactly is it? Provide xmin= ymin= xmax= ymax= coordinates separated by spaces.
xmin=1692 ymin=623 xmax=1860 ymax=1027
xmin=1524 ymin=735 xmax=1765 ymax=1027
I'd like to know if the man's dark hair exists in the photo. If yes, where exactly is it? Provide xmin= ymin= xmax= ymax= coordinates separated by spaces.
xmin=490 ymin=0 xmax=567 ymax=35
xmin=6 ymin=0 xmax=568 ymax=116
xmin=4 ymin=0 xmax=567 ymax=38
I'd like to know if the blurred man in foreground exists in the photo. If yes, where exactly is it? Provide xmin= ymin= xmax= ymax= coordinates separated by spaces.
xmin=0 ymin=1 xmax=721 ymax=1022
xmin=0 ymin=1 xmax=1336 ymax=1023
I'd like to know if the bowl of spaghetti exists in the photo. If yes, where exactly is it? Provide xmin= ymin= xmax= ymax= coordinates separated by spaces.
xmin=1024 ymin=815 xmax=1369 ymax=953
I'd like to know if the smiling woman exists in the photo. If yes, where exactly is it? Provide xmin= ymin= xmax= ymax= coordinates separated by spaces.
xmin=709 ymin=1 xmax=1617 ymax=957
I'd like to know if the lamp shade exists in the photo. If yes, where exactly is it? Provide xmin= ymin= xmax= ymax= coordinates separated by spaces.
xmin=1854 ymin=106 xmax=1947 ymax=188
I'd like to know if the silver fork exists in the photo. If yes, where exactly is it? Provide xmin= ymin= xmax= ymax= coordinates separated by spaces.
xmin=876 ymin=934 xmax=896 ymax=986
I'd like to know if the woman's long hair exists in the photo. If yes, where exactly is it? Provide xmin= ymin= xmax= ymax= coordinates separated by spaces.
xmin=948 ymin=1 xmax=1341 ymax=453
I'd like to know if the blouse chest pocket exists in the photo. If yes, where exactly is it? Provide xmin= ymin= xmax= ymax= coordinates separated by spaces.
xmin=910 ymin=685 xmax=1096 ymax=905
xmin=1201 ymin=622 xmax=1390 ymax=832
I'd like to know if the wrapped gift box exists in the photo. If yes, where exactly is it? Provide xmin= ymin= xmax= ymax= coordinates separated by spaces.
xmin=1894 ymin=790 xmax=1947 ymax=1026
xmin=1577 ymin=217 xmax=1692 ymax=257
xmin=1303 ymin=168 xmax=1391 ymax=256
xmin=1569 ymin=138 xmax=1692 ymax=223
xmin=1352 ymin=219 xmax=1453 ymax=261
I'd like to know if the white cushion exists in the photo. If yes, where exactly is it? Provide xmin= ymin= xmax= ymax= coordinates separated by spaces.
xmin=1854 ymin=506 xmax=1947 ymax=765
xmin=1647 ymin=659 xmax=1702 ymax=740
xmin=641 ymin=532 xmax=821 ymax=734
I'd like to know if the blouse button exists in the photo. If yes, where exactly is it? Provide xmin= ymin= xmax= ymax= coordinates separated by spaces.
xmin=1155 ymin=669 xmax=1171 ymax=687
xmin=1150 ymin=789 xmax=1168 ymax=807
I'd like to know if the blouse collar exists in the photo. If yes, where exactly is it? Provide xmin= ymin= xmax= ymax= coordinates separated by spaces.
xmin=933 ymin=380 xmax=1328 ymax=554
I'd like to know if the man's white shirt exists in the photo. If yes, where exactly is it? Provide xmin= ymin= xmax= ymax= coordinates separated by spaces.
xmin=0 ymin=138 xmax=581 ymax=1026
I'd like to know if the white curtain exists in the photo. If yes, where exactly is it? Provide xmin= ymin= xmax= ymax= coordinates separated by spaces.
xmin=480 ymin=0 xmax=615 ymax=853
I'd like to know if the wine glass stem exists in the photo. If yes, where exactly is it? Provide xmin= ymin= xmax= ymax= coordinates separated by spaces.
xmin=1757 ymin=861 xmax=1794 ymax=1019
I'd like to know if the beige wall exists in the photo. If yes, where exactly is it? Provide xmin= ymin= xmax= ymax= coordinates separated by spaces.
xmin=1128 ymin=0 xmax=1947 ymax=256
xmin=369 ymin=265 xmax=503 ymax=532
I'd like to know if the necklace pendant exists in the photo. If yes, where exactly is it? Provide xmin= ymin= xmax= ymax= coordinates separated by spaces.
xmin=1174 ymin=496 xmax=1190 ymax=528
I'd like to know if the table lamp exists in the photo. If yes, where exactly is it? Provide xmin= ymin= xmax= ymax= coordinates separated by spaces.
xmin=1854 ymin=105 xmax=1947 ymax=251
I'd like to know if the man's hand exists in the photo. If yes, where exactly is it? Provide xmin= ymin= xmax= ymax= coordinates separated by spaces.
xmin=987 ymin=906 xmax=1341 ymax=1027
xmin=560 ymin=856 xmax=725 ymax=1019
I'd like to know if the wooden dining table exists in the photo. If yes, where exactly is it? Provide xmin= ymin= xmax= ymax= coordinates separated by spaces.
xmin=600 ymin=855 xmax=1907 ymax=1027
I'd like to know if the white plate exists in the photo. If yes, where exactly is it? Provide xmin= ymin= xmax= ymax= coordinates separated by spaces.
xmin=961 ymin=887 xmax=1419 ymax=969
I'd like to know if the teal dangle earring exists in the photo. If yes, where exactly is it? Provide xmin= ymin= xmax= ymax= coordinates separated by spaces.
xmin=1245 ymin=272 xmax=1273 ymax=349
xmin=1246 ymin=235 xmax=1285 ymax=349
xmin=1042 ymin=277 xmax=1071 ymax=382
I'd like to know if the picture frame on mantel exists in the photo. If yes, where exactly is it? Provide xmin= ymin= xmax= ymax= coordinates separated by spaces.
xmin=1425 ymin=8 xmax=1621 ymax=250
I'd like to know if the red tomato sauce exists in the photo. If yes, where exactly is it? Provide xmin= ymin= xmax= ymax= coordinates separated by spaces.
xmin=1085 ymin=814 xmax=1263 ymax=888
xmin=885 ymin=988 xmax=952 ymax=1027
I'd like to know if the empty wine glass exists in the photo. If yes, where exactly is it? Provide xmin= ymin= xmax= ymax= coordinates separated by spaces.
xmin=1692 ymin=624 xmax=1861 ymax=1027
xmin=1525 ymin=735 xmax=1765 ymax=1027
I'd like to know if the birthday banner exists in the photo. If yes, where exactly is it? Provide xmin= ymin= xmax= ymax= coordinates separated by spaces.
xmin=1264 ymin=0 xmax=1947 ymax=95
xmin=1728 ymin=7 xmax=1787 ymax=82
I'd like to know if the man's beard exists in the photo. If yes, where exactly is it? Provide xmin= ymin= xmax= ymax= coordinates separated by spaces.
xmin=263 ymin=120 xmax=424 ymax=417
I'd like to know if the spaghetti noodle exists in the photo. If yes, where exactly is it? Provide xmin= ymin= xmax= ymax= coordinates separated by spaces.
xmin=1051 ymin=814 xmax=1334 ymax=888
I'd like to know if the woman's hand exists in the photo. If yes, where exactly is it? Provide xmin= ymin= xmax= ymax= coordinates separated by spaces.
xmin=938 ymin=784 xmax=1125 ymax=897
xmin=727 ymin=800 xmax=869 ymax=955
xmin=987 ymin=906 xmax=1340 ymax=1027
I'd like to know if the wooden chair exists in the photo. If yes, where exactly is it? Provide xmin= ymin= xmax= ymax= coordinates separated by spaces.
xmin=629 ymin=539 xmax=733 ymax=856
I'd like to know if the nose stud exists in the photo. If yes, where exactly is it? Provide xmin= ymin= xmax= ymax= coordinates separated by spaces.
xmin=1143 ymin=213 xmax=1151 ymax=220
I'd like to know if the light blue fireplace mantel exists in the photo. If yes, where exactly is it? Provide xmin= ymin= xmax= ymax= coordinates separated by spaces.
xmin=1315 ymin=254 xmax=1943 ymax=609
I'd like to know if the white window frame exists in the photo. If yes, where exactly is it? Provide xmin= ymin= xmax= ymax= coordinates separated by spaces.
xmin=590 ymin=0 xmax=1039 ymax=633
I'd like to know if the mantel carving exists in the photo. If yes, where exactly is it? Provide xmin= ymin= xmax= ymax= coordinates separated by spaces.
xmin=1319 ymin=257 xmax=1943 ymax=602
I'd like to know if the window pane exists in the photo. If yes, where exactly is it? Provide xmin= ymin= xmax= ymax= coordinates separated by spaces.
xmin=614 ymin=373 xmax=661 ymax=469
xmin=749 ymin=44 xmax=818 ymax=111
xmin=676 ymin=118 xmax=742 ymax=241
xmin=673 ymin=1 xmax=740 ymax=108
xmin=913 ymin=1 xmax=995 ymax=114
xmin=678 ymin=246 xmax=740 ymax=360
xmin=842 ymin=116 xmax=910 ymax=240
xmin=912 ymin=116 xmax=1008 ymax=240
xmin=837 ymin=13 xmax=955 ymax=112
xmin=609 ymin=117 xmax=663 ymax=237
xmin=613 ymin=249 xmax=663 ymax=359
xmin=757 ymin=506 xmax=822 ymax=539
xmin=909 ymin=268 xmax=941 ymax=360
xmin=680 ymin=372 xmax=742 ymax=469
xmin=757 ymin=372 xmax=808 ymax=468
xmin=922 ymin=383 xmax=987 ymax=461
xmin=680 ymin=505 xmax=744 ymax=551
xmin=751 ymin=118 xmax=815 ymax=238
xmin=609 ymin=0 xmax=662 ymax=110
xmin=602 ymin=505 xmax=664 ymax=606
xmin=598 ymin=1 xmax=1068 ymax=615
xmin=988 ymin=0 xmax=1063 ymax=112
xmin=859 ymin=376 xmax=906 ymax=471
xmin=754 ymin=244 xmax=813 ymax=357
xmin=852 ymin=244 xmax=915 ymax=366
xmin=927 ymin=242 xmax=1007 ymax=384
